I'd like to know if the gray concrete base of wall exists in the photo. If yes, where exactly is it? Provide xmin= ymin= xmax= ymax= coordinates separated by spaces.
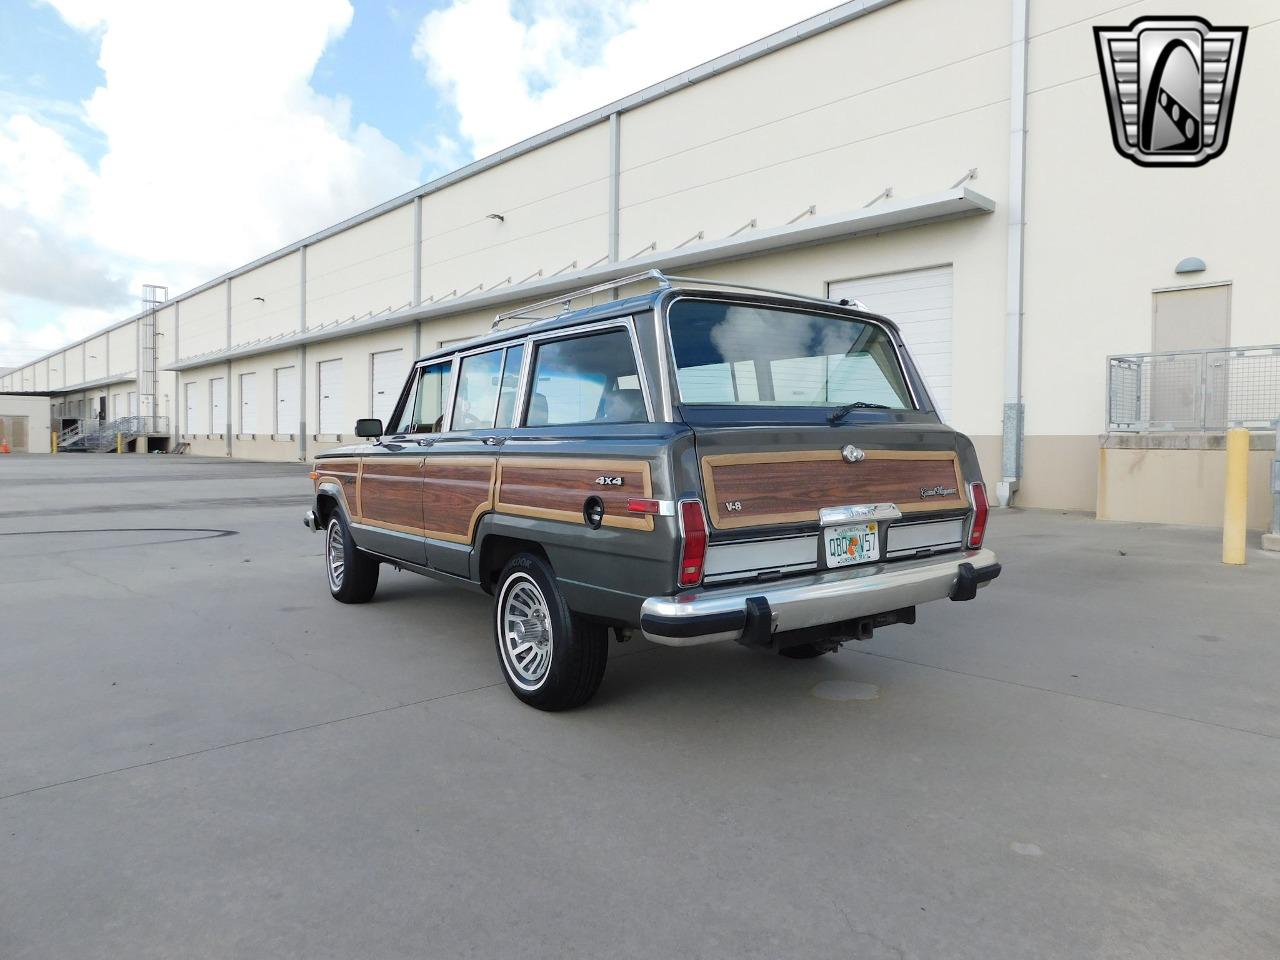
xmin=1262 ymin=532 xmax=1280 ymax=552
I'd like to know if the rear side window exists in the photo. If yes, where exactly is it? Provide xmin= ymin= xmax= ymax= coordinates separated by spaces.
xmin=392 ymin=360 xmax=452 ymax=433
xmin=451 ymin=350 xmax=503 ymax=430
xmin=525 ymin=329 xmax=646 ymax=427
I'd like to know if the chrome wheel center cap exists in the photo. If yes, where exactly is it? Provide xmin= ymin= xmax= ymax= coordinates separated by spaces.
xmin=513 ymin=617 xmax=547 ymax=647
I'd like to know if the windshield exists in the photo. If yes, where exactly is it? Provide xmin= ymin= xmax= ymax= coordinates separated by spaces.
xmin=668 ymin=299 xmax=914 ymax=409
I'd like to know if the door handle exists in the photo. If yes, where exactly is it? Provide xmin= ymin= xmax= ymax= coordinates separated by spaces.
xmin=482 ymin=436 xmax=508 ymax=446
xmin=416 ymin=437 xmax=435 ymax=446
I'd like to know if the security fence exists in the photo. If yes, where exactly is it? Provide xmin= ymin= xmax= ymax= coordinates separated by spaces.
xmin=1106 ymin=344 xmax=1280 ymax=432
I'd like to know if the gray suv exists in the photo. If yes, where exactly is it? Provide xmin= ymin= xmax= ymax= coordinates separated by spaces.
xmin=305 ymin=272 xmax=1000 ymax=710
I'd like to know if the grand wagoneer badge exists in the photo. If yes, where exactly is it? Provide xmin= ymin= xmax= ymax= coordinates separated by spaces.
xmin=920 ymin=485 xmax=958 ymax=499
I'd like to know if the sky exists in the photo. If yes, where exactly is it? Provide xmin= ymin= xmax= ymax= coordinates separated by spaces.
xmin=0 ymin=0 xmax=839 ymax=369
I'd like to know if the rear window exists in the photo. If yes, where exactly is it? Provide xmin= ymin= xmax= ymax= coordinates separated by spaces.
xmin=669 ymin=299 xmax=913 ymax=410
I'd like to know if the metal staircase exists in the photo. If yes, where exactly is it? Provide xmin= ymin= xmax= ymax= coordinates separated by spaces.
xmin=58 ymin=416 xmax=171 ymax=452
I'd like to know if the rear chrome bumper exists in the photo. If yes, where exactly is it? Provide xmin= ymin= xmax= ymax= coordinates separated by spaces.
xmin=639 ymin=548 xmax=1000 ymax=647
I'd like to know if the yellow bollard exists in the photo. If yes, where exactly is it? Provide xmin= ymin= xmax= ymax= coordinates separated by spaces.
xmin=1222 ymin=427 xmax=1249 ymax=565
xmin=51 ymin=430 xmax=58 ymax=454
xmin=116 ymin=431 xmax=123 ymax=455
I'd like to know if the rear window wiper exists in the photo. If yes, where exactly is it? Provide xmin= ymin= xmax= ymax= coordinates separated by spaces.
xmin=827 ymin=400 xmax=891 ymax=424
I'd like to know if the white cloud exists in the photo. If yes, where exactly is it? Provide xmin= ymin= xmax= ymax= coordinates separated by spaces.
xmin=0 ymin=0 xmax=422 ymax=365
xmin=413 ymin=0 xmax=839 ymax=158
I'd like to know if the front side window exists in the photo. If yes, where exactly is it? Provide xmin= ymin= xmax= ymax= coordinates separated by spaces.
xmin=393 ymin=360 xmax=452 ymax=433
xmin=669 ymin=300 xmax=913 ymax=410
xmin=526 ymin=328 xmax=646 ymax=427
xmin=451 ymin=350 xmax=503 ymax=430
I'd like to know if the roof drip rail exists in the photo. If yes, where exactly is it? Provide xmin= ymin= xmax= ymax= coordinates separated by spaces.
xmin=491 ymin=269 xmax=672 ymax=329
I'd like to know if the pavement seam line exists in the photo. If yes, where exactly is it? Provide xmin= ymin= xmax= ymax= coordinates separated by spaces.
xmin=0 ymin=680 xmax=506 ymax=803
xmin=852 ymin=649 xmax=1280 ymax=743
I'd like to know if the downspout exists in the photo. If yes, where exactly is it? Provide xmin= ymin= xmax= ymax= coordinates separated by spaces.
xmin=998 ymin=0 xmax=1029 ymax=507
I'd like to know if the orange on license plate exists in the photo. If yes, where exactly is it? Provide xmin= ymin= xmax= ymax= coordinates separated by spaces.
xmin=823 ymin=521 xmax=879 ymax=568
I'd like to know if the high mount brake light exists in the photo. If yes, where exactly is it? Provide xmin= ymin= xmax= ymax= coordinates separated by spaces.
xmin=677 ymin=500 xmax=708 ymax=587
xmin=967 ymin=482 xmax=989 ymax=549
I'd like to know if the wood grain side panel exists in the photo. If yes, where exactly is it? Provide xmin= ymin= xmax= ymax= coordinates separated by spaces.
xmin=315 ymin=458 xmax=360 ymax=521
xmin=422 ymin=457 xmax=496 ymax=544
xmin=359 ymin=458 xmax=424 ymax=533
xmin=702 ymin=450 xmax=968 ymax=529
xmin=496 ymin=457 xmax=654 ymax=532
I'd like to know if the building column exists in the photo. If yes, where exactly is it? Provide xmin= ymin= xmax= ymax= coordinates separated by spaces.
xmin=298 ymin=247 xmax=307 ymax=462
xmin=225 ymin=279 xmax=233 ymax=457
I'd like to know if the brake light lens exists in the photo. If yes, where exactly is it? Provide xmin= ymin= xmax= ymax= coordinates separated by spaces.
xmin=677 ymin=499 xmax=708 ymax=587
xmin=626 ymin=498 xmax=662 ymax=515
xmin=966 ymin=481 xmax=989 ymax=549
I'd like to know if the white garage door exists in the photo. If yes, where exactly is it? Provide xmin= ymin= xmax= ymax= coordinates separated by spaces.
xmin=239 ymin=372 xmax=258 ymax=434
xmin=828 ymin=266 xmax=954 ymax=423
xmin=184 ymin=381 xmax=202 ymax=434
xmin=275 ymin=366 xmax=298 ymax=435
xmin=317 ymin=359 xmax=344 ymax=435
xmin=209 ymin=377 xmax=226 ymax=435
xmin=370 ymin=349 xmax=404 ymax=424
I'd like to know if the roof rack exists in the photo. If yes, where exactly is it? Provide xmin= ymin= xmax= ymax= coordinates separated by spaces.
xmin=491 ymin=270 xmax=669 ymax=329
xmin=489 ymin=269 xmax=866 ymax=330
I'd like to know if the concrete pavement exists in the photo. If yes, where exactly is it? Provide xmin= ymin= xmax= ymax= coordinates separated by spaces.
xmin=0 ymin=454 xmax=1277 ymax=959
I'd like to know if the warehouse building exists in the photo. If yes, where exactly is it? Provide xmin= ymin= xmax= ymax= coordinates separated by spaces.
xmin=2 ymin=0 xmax=1277 ymax=526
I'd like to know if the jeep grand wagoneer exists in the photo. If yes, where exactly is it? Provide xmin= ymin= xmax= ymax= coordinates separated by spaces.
xmin=305 ymin=271 xmax=1000 ymax=710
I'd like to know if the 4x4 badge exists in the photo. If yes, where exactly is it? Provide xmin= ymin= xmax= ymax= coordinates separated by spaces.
xmin=1093 ymin=16 xmax=1247 ymax=168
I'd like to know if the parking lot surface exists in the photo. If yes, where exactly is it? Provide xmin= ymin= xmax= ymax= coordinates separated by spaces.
xmin=1 ymin=454 xmax=1277 ymax=959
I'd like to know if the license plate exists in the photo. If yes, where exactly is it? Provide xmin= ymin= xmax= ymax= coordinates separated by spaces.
xmin=823 ymin=521 xmax=879 ymax=568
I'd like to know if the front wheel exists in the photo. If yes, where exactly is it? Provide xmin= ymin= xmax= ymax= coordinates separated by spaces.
xmin=325 ymin=514 xmax=379 ymax=603
xmin=494 ymin=553 xmax=608 ymax=710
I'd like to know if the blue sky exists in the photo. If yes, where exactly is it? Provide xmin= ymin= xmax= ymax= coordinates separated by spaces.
xmin=0 ymin=0 xmax=835 ymax=368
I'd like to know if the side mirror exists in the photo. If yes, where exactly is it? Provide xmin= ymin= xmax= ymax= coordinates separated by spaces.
xmin=355 ymin=418 xmax=383 ymax=438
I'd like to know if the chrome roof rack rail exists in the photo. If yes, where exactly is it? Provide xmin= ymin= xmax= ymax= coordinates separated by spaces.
xmin=489 ymin=270 xmax=868 ymax=331
xmin=491 ymin=270 xmax=672 ymax=329
xmin=657 ymin=275 xmax=867 ymax=311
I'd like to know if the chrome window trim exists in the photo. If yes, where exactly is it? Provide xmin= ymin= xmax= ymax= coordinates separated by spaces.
xmin=657 ymin=292 xmax=923 ymax=414
xmin=519 ymin=317 xmax=656 ymax=426
xmin=510 ymin=339 xmax=534 ymax=429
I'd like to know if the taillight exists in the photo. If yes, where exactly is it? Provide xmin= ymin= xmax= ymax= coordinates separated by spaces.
xmin=966 ymin=482 xmax=989 ymax=549
xmin=677 ymin=499 xmax=708 ymax=587
xmin=626 ymin=498 xmax=662 ymax=515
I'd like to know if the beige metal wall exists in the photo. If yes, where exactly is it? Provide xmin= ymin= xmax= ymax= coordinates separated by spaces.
xmin=231 ymin=251 xmax=302 ymax=344
xmin=1015 ymin=0 xmax=1280 ymax=510
xmin=4 ymin=0 xmax=1275 ymax=529
xmin=421 ymin=123 xmax=610 ymax=301
xmin=307 ymin=206 xmax=414 ymax=329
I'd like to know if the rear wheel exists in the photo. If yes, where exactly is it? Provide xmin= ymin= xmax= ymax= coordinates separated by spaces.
xmin=494 ymin=553 xmax=608 ymax=710
xmin=325 ymin=514 xmax=379 ymax=603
